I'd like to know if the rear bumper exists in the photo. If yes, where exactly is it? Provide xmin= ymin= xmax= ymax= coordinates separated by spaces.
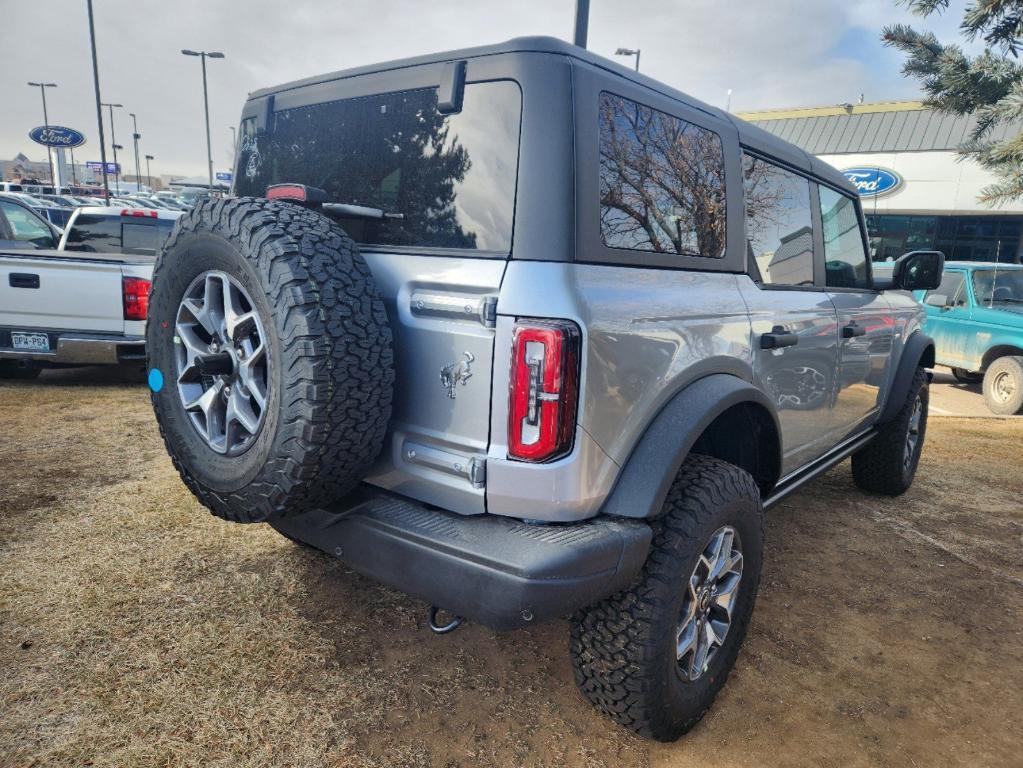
xmin=0 ymin=329 xmax=145 ymax=365
xmin=272 ymin=488 xmax=652 ymax=630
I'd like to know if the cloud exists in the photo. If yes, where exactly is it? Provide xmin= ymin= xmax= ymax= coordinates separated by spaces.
xmin=1 ymin=0 xmax=974 ymax=178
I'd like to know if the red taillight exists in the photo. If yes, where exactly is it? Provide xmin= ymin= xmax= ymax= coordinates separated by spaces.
xmin=508 ymin=320 xmax=580 ymax=462
xmin=122 ymin=276 xmax=151 ymax=321
xmin=120 ymin=208 xmax=157 ymax=218
xmin=266 ymin=183 xmax=327 ymax=204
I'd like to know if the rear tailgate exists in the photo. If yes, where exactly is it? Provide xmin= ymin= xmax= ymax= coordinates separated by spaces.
xmin=0 ymin=251 xmax=125 ymax=333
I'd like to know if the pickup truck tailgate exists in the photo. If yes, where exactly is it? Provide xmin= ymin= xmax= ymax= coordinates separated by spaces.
xmin=0 ymin=253 xmax=125 ymax=333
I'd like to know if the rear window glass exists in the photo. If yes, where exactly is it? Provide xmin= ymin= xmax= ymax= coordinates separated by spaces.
xmin=235 ymin=81 xmax=522 ymax=253
xmin=64 ymin=214 xmax=176 ymax=254
xmin=598 ymin=92 xmax=727 ymax=258
xmin=122 ymin=220 xmax=175 ymax=255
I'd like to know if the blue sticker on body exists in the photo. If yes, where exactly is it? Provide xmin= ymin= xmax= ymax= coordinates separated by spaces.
xmin=148 ymin=368 xmax=164 ymax=393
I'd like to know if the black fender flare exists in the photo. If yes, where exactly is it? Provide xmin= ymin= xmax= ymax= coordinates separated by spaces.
xmin=879 ymin=331 xmax=935 ymax=424
xmin=600 ymin=374 xmax=782 ymax=519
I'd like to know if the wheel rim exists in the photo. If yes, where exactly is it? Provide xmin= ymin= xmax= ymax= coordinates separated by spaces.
xmin=676 ymin=525 xmax=743 ymax=682
xmin=903 ymin=394 xmax=923 ymax=470
xmin=174 ymin=271 xmax=270 ymax=455
xmin=991 ymin=370 xmax=1015 ymax=404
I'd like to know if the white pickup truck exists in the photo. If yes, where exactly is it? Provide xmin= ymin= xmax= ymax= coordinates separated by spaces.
xmin=0 ymin=198 xmax=179 ymax=379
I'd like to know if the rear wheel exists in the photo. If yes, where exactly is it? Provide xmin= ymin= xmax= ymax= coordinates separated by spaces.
xmin=570 ymin=455 xmax=763 ymax=742
xmin=951 ymin=367 xmax=982 ymax=384
xmin=852 ymin=367 xmax=928 ymax=495
xmin=982 ymin=356 xmax=1023 ymax=415
xmin=147 ymin=197 xmax=394 ymax=523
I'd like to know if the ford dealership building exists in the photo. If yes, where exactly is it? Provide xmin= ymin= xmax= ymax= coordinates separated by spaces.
xmin=738 ymin=101 xmax=1023 ymax=264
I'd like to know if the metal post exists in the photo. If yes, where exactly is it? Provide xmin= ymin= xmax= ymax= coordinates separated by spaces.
xmin=69 ymin=146 xmax=77 ymax=185
xmin=86 ymin=0 xmax=110 ymax=201
xmin=634 ymin=49 xmax=641 ymax=71
xmin=229 ymin=125 xmax=237 ymax=175
xmin=145 ymin=155 xmax=153 ymax=189
xmin=201 ymin=54 xmax=214 ymax=192
xmin=39 ymin=85 xmax=54 ymax=187
xmin=130 ymin=112 xmax=142 ymax=192
xmin=574 ymin=0 xmax=590 ymax=48
xmin=108 ymin=105 xmax=119 ymax=191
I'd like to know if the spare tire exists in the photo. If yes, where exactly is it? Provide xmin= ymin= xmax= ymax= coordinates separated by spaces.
xmin=146 ymin=197 xmax=394 ymax=523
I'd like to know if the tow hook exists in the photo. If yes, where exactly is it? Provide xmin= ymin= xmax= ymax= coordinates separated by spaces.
xmin=427 ymin=606 xmax=462 ymax=635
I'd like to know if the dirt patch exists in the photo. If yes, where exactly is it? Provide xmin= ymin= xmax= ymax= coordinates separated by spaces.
xmin=1 ymin=368 xmax=1021 ymax=767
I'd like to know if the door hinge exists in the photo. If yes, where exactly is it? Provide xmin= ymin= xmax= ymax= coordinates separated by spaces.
xmin=469 ymin=457 xmax=487 ymax=488
xmin=481 ymin=296 xmax=498 ymax=328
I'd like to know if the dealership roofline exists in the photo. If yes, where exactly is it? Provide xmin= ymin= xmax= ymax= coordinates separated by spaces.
xmin=735 ymin=101 xmax=926 ymax=122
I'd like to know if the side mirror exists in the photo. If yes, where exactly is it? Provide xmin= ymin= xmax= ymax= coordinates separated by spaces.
xmin=874 ymin=250 xmax=944 ymax=291
xmin=924 ymin=294 xmax=947 ymax=308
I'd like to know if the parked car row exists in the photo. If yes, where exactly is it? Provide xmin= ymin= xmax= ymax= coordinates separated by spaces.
xmin=0 ymin=194 xmax=177 ymax=377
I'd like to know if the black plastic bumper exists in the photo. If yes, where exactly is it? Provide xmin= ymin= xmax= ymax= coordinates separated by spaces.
xmin=271 ymin=489 xmax=652 ymax=630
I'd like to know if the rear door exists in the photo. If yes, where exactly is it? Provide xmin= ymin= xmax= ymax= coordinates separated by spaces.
xmin=233 ymin=69 xmax=523 ymax=515
xmin=818 ymin=185 xmax=895 ymax=437
xmin=738 ymin=152 xmax=841 ymax=475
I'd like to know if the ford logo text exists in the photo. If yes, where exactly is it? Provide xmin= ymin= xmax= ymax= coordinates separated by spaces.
xmin=29 ymin=125 xmax=87 ymax=149
xmin=841 ymin=167 xmax=901 ymax=197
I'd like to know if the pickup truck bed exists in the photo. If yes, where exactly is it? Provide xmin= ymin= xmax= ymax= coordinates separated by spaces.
xmin=0 ymin=248 xmax=153 ymax=367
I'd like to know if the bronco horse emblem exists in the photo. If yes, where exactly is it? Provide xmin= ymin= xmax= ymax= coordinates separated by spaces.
xmin=440 ymin=352 xmax=475 ymax=399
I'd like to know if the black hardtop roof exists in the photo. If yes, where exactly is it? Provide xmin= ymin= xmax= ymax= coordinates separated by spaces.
xmin=248 ymin=36 xmax=854 ymax=194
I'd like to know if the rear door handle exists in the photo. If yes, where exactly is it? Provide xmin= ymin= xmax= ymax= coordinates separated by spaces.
xmin=9 ymin=272 xmax=40 ymax=289
xmin=761 ymin=325 xmax=799 ymax=349
xmin=842 ymin=322 xmax=867 ymax=339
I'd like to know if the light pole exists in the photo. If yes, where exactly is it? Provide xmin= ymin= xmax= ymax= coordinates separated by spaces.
xmin=27 ymin=81 xmax=57 ymax=187
xmin=101 ymin=101 xmax=123 ymax=191
xmin=86 ymin=0 xmax=111 ymax=200
xmin=130 ymin=112 xmax=142 ymax=191
xmin=229 ymin=125 xmax=237 ymax=175
xmin=181 ymin=49 xmax=225 ymax=193
xmin=615 ymin=48 xmax=641 ymax=71
xmin=145 ymin=154 xmax=154 ymax=190
xmin=574 ymin=0 xmax=590 ymax=47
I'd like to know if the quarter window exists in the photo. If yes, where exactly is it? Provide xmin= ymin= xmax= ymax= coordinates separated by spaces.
xmin=598 ymin=92 xmax=727 ymax=257
xmin=742 ymin=153 xmax=814 ymax=287
xmin=819 ymin=186 xmax=869 ymax=289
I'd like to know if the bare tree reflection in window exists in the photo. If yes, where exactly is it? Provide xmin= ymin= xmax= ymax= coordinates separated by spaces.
xmin=599 ymin=93 xmax=726 ymax=257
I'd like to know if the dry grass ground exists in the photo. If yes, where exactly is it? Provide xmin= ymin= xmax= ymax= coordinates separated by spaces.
xmin=1 ymin=367 xmax=1021 ymax=767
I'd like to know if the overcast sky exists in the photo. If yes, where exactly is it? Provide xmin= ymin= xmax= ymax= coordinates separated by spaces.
xmin=3 ymin=0 xmax=973 ymax=179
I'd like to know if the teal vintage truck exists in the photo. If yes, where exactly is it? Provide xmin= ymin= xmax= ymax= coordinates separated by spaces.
xmin=917 ymin=262 xmax=1023 ymax=415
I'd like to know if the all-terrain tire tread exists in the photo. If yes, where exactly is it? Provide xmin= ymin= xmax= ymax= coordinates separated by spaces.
xmin=569 ymin=455 xmax=763 ymax=741
xmin=851 ymin=367 xmax=927 ymax=496
xmin=149 ymin=197 xmax=393 ymax=522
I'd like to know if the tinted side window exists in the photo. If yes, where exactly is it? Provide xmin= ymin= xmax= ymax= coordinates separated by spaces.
xmin=64 ymin=214 xmax=122 ymax=253
xmin=235 ymin=81 xmax=521 ymax=253
xmin=598 ymin=92 xmax=726 ymax=257
xmin=742 ymin=153 xmax=814 ymax=287
xmin=819 ymin=186 xmax=869 ymax=289
xmin=122 ymin=221 xmax=175 ymax=255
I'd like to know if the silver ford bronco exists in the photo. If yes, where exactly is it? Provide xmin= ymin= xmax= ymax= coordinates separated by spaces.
xmin=146 ymin=37 xmax=943 ymax=741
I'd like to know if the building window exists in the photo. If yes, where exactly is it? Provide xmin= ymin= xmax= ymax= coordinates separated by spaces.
xmin=742 ymin=153 xmax=814 ymax=287
xmin=598 ymin=92 xmax=727 ymax=257
xmin=819 ymin=186 xmax=869 ymax=289
xmin=866 ymin=214 xmax=1022 ymax=264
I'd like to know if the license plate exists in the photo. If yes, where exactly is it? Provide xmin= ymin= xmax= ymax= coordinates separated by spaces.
xmin=11 ymin=332 xmax=50 ymax=352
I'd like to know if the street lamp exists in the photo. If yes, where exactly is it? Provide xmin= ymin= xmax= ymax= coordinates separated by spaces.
xmin=101 ymin=102 xmax=123 ymax=191
xmin=229 ymin=125 xmax=237 ymax=175
xmin=181 ymin=49 xmax=225 ymax=193
xmin=27 ymin=81 xmax=57 ymax=187
xmin=130 ymin=112 xmax=142 ymax=192
xmin=145 ymin=154 xmax=154 ymax=190
xmin=615 ymin=48 xmax=641 ymax=71
xmin=87 ymin=0 xmax=111 ymax=200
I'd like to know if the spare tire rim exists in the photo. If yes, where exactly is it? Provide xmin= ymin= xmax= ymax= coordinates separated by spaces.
xmin=174 ymin=270 xmax=270 ymax=455
xmin=676 ymin=525 xmax=743 ymax=682
xmin=904 ymin=394 xmax=923 ymax=470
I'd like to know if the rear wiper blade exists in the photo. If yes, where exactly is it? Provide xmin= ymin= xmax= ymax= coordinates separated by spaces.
xmin=323 ymin=202 xmax=404 ymax=221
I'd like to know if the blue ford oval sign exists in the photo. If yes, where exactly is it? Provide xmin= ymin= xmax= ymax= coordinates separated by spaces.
xmin=29 ymin=125 xmax=86 ymax=149
xmin=842 ymin=167 xmax=901 ymax=197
